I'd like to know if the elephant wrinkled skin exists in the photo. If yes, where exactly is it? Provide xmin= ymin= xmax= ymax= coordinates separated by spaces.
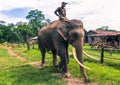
xmin=38 ymin=19 xmax=88 ymax=82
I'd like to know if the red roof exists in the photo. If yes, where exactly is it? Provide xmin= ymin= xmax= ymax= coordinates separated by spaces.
xmin=88 ymin=30 xmax=120 ymax=37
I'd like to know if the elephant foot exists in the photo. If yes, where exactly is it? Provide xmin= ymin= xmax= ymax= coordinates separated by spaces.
xmin=84 ymin=78 xmax=89 ymax=83
xmin=40 ymin=64 xmax=45 ymax=67
xmin=58 ymin=62 xmax=62 ymax=69
xmin=54 ymin=64 xmax=59 ymax=67
xmin=62 ymin=72 xmax=71 ymax=78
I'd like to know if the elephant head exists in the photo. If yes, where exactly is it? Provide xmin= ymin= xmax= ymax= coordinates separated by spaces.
xmin=56 ymin=19 xmax=89 ymax=81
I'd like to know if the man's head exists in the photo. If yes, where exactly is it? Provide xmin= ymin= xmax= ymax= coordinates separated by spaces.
xmin=61 ymin=2 xmax=67 ymax=8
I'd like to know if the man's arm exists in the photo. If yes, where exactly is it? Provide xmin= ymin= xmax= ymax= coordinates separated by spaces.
xmin=54 ymin=7 xmax=59 ymax=16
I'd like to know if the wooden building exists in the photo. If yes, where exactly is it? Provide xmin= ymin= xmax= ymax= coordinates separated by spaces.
xmin=87 ymin=30 xmax=120 ymax=49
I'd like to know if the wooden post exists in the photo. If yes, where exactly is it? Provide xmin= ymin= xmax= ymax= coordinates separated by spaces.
xmin=109 ymin=48 xmax=112 ymax=55
xmin=101 ymin=47 xmax=104 ymax=63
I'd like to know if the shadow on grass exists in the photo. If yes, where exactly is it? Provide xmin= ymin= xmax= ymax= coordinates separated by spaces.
xmin=1 ymin=65 xmax=66 ymax=85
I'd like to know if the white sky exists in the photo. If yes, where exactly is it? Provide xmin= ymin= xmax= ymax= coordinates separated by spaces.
xmin=0 ymin=0 xmax=120 ymax=31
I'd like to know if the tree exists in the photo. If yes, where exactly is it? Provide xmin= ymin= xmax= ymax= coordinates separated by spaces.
xmin=96 ymin=26 xmax=117 ymax=32
xmin=0 ymin=9 xmax=51 ymax=44
xmin=6 ymin=23 xmax=16 ymax=42
xmin=0 ymin=21 xmax=22 ymax=43
xmin=0 ymin=21 xmax=16 ymax=43
xmin=44 ymin=18 xmax=51 ymax=26
xmin=0 ymin=20 xmax=6 ymax=24
xmin=0 ymin=21 xmax=6 ymax=43
xmin=15 ymin=22 xmax=34 ymax=50
xmin=26 ymin=9 xmax=45 ymax=36
xmin=26 ymin=9 xmax=51 ymax=36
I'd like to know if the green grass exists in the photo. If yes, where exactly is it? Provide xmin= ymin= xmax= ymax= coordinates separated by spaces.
xmin=0 ymin=48 xmax=11 ymax=58
xmin=0 ymin=65 xmax=66 ymax=85
xmin=84 ymin=44 xmax=120 ymax=70
xmin=0 ymin=47 xmax=26 ymax=69
xmin=83 ymin=44 xmax=120 ymax=85
xmin=0 ymin=44 xmax=120 ymax=85
xmin=0 ymin=45 xmax=66 ymax=85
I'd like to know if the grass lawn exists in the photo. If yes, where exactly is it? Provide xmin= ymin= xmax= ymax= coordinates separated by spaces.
xmin=0 ymin=45 xmax=66 ymax=85
xmin=0 ymin=44 xmax=120 ymax=85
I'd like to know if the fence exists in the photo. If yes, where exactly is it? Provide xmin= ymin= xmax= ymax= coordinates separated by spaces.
xmin=85 ymin=48 xmax=120 ymax=63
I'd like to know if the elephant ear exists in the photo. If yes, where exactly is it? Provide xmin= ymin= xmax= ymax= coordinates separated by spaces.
xmin=57 ymin=29 xmax=67 ymax=41
xmin=57 ymin=23 xmax=69 ymax=41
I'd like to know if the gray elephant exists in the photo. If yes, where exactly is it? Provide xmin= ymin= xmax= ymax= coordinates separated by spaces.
xmin=38 ymin=19 xmax=88 ymax=82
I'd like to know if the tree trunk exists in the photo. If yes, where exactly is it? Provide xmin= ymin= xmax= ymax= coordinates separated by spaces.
xmin=26 ymin=34 xmax=30 ymax=50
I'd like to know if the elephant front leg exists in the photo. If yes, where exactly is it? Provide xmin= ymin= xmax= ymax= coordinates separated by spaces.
xmin=58 ymin=50 xmax=71 ymax=78
xmin=66 ymin=45 xmax=69 ymax=64
xmin=61 ymin=56 xmax=71 ymax=78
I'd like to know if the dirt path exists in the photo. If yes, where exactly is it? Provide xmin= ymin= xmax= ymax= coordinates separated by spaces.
xmin=2 ymin=46 xmax=26 ymax=61
xmin=2 ymin=46 xmax=97 ymax=85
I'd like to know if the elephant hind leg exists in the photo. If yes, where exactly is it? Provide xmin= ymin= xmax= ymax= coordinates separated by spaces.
xmin=40 ymin=48 xmax=46 ymax=66
xmin=52 ymin=50 xmax=58 ymax=67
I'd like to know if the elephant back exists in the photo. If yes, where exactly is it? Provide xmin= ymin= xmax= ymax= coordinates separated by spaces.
xmin=48 ymin=20 xmax=61 ymax=29
xmin=39 ymin=20 xmax=60 ymax=33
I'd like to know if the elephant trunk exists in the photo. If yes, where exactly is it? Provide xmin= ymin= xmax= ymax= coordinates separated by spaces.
xmin=73 ymin=42 xmax=89 ymax=82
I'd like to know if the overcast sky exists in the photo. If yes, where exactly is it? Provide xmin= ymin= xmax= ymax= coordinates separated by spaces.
xmin=0 ymin=0 xmax=120 ymax=31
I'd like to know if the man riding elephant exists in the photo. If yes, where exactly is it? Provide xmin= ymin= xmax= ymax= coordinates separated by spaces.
xmin=54 ymin=2 xmax=68 ymax=21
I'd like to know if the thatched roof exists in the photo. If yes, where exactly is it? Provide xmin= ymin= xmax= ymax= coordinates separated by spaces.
xmin=88 ymin=30 xmax=120 ymax=37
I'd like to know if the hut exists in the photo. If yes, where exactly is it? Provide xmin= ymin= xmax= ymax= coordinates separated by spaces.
xmin=87 ymin=30 xmax=120 ymax=49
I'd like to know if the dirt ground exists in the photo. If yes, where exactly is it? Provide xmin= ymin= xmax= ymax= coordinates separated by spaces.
xmin=2 ymin=46 xmax=97 ymax=85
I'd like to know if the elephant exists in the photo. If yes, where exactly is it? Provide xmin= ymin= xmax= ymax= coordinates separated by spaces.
xmin=28 ymin=37 xmax=38 ymax=49
xmin=38 ymin=19 xmax=89 ymax=82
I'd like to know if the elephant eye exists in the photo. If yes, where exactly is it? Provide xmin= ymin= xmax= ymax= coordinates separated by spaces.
xmin=68 ymin=32 xmax=78 ymax=44
xmin=72 ymin=32 xmax=78 ymax=40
